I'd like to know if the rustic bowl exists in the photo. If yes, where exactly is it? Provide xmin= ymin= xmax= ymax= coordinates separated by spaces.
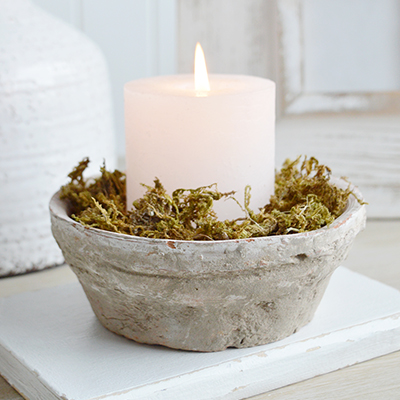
xmin=49 ymin=177 xmax=366 ymax=352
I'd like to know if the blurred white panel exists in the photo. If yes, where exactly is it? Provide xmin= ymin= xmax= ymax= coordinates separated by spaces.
xmin=69 ymin=0 xmax=83 ymax=29
xmin=303 ymin=0 xmax=400 ymax=93
xmin=81 ymin=0 xmax=177 ymax=162
xmin=81 ymin=0 xmax=147 ymax=163
xmin=158 ymin=0 xmax=177 ymax=75
xmin=144 ymin=0 xmax=177 ymax=75
xmin=145 ymin=0 xmax=159 ymax=76
xmin=32 ymin=0 xmax=72 ymax=23
xmin=32 ymin=0 xmax=82 ymax=28
xmin=178 ymin=0 xmax=275 ymax=78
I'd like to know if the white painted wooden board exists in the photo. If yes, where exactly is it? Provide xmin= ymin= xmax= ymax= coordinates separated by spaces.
xmin=0 ymin=268 xmax=400 ymax=400
xmin=276 ymin=114 xmax=400 ymax=219
xmin=277 ymin=0 xmax=400 ymax=114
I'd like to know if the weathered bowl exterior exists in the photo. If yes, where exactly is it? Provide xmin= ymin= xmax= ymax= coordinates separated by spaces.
xmin=50 ymin=178 xmax=366 ymax=352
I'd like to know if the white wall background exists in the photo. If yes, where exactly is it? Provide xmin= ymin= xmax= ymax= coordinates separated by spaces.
xmin=29 ymin=0 xmax=400 ymax=217
xmin=32 ymin=0 xmax=177 ymax=167
xmin=303 ymin=0 xmax=400 ymax=93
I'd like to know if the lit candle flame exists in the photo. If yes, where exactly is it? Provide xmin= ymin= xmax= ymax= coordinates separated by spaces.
xmin=194 ymin=42 xmax=210 ymax=94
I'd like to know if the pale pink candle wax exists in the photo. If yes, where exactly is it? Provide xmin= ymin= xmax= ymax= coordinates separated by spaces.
xmin=124 ymin=74 xmax=275 ymax=221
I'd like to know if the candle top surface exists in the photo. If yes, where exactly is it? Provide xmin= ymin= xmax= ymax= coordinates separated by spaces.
xmin=124 ymin=74 xmax=275 ymax=97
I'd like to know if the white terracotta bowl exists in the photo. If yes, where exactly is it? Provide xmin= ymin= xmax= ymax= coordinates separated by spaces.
xmin=50 ymin=177 xmax=366 ymax=352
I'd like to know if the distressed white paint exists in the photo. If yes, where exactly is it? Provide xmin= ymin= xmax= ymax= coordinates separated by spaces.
xmin=277 ymin=0 xmax=302 ymax=102
xmin=277 ymin=0 xmax=400 ymax=114
xmin=0 ymin=0 xmax=116 ymax=276
xmin=178 ymin=0 xmax=276 ymax=79
xmin=1 ymin=268 xmax=400 ymax=399
xmin=283 ymin=93 xmax=400 ymax=114
xmin=276 ymin=115 xmax=400 ymax=218
xmin=276 ymin=0 xmax=400 ymax=218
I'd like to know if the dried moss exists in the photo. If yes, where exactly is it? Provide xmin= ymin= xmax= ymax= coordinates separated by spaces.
xmin=59 ymin=156 xmax=364 ymax=240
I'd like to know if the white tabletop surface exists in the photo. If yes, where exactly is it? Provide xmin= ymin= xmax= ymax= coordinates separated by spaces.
xmin=1 ymin=220 xmax=399 ymax=400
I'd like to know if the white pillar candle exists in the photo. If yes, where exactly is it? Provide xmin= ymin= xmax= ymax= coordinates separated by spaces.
xmin=124 ymin=74 xmax=275 ymax=221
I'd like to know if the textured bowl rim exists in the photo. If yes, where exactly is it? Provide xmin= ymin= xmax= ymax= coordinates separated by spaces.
xmin=49 ymin=176 xmax=366 ymax=247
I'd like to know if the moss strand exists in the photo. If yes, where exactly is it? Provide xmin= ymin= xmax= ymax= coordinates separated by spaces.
xmin=59 ymin=156 xmax=364 ymax=240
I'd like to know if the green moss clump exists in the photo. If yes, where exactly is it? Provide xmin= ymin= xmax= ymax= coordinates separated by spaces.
xmin=59 ymin=158 xmax=130 ymax=234
xmin=59 ymin=156 xmax=364 ymax=240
